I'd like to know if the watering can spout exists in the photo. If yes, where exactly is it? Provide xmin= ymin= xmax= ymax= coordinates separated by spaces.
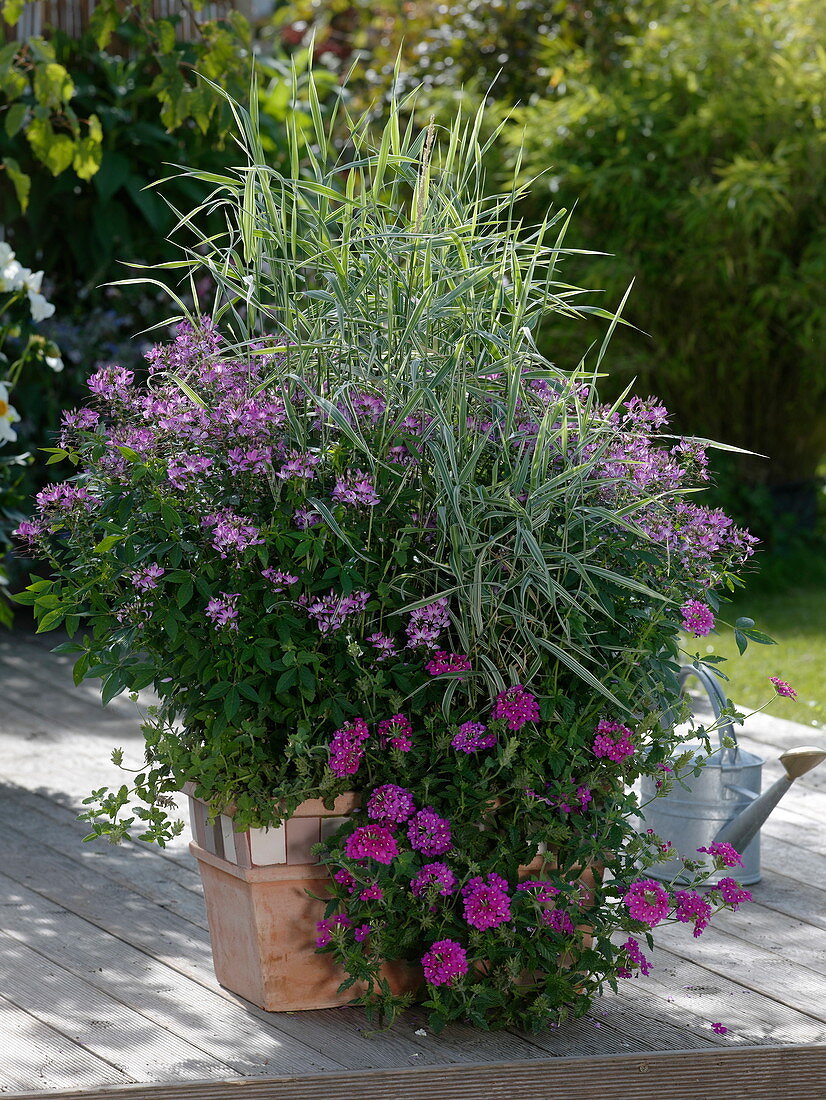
xmin=713 ymin=746 xmax=826 ymax=855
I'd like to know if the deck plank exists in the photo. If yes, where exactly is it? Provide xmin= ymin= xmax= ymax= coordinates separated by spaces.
xmin=2 ymin=627 xmax=826 ymax=1091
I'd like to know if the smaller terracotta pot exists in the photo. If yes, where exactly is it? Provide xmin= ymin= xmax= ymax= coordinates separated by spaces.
xmin=186 ymin=788 xmax=418 ymax=1011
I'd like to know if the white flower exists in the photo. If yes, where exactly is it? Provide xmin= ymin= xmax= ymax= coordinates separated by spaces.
xmin=414 ymin=1028 xmax=427 ymax=1037
xmin=0 ymin=383 xmax=21 ymax=443
xmin=45 ymin=355 xmax=64 ymax=372
xmin=28 ymin=291 xmax=55 ymax=322
xmin=0 ymin=258 xmax=24 ymax=292
xmin=22 ymin=268 xmax=43 ymax=295
xmin=0 ymin=242 xmax=14 ymax=268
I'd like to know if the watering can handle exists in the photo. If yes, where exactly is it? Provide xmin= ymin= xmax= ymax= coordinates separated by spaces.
xmin=677 ymin=663 xmax=738 ymax=759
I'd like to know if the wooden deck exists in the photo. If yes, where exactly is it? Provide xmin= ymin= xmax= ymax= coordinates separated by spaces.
xmin=1 ymin=625 xmax=826 ymax=1097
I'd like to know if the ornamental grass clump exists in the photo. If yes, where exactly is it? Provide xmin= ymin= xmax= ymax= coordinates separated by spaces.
xmin=18 ymin=80 xmax=761 ymax=1029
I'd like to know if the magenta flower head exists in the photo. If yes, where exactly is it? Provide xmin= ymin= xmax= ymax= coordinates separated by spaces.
xmin=592 ymin=719 xmax=636 ymax=763
xmin=367 ymin=784 xmax=416 ymax=824
xmin=377 ymin=713 xmax=413 ymax=751
xmin=410 ymin=862 xmax=457 ymax=898
xmin=343 ymin=824 xmax=399 ymax=865
xmin=492 ymin=685 xmax=540 ymax=731
xmin=421 ymin=939 xmax=469 ymax=986
xmin=681 ymin=600 xmax=715 ymax=636
xmin=328 ymin=717 xmax=371 ymax=777
xmin=770 ymin=676 xmax=797 ymax=699
xmin=462 ymin=881 xmax=512 ymax=930
xmin=717 ymin=877 xmax=752 ymax=909
xmin=407 ymin=807 xmax=453 ymax=855
xmin=315 ymin=913 xmax=351 ymax=947
xmin=425 ymin=650 xmax=472 ymax=677
xmin=623 ymin=879 xmax=670 ymax=927
xmin=620 ymin=937 xmax=652 ymax=977
xmin=697 ymin=842 xmax=743 ymax=868
xmin=673 ymin=889 xmax=712 ymax=937
xmin=451 ymin=721 xmax=497 ymax=753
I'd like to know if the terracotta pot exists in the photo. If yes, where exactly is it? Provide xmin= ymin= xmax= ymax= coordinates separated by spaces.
xmin=185 ymin=787 xmax=418 ymax=1011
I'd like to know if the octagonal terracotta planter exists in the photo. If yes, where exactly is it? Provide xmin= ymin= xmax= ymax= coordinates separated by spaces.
xmin=186 ymin=787 xmax=418 ymax=1011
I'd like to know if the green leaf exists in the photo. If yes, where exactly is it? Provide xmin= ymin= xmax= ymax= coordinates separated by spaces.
xmin=36 ymin=608 xmax=64 ymax=633
xmin=33 ymin=62 xmax=74 ymax=109
xmin=275 ymin=668 xmax=297 ymax=694
xmin=4 ymin=101 xmax=27 ymax=137
xmin=2 ymin=156 xmax=30 ymax=212
xmin=2 ymin=0 xmax=27 ymax=26
xmin=72 ymin=135 xmax=103 ymax=181
xmin=26 ymin=118 xmax=74 ymax=176
xmin=94 ymin=534 xmax=124 ymax=553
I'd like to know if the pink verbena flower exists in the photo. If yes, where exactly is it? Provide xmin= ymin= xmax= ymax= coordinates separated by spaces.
xmin=451 ymin=721 xmax=497 ymax=753
xmin=516 ymin=880 xmax=560 ymax=904
xmin=697 ymin=842 xmax=743 ymax=868
xmin=343 ymin=824 xmax=398 ymax=864
xmin=407 ymin=808 xmax=452 ymax=856
xmin=620 ymin=937 xmax=652 ymax=977
xmin=359 ymin=883 xmax=384 ymax=901
xmin=377 ymin=714 xmax=413 ymax=751
xmin=421 ymin=939 xmax=468 ymax=987
xmin=205 ymin=592 xmax=240 ymax=630
xmin=770 ymin=677 xmax=797 ymax=699
xmin=492 ymin=685 xmax=540 ymax=731
xmin=328 ymin=717 xmax=371 ymax=777
xmin=681 ymin=600 xmax=715 ymax=636
xmin=315 ymin=913 xmax=351 ymax=947
xmin=425 ymin=650 xmax=472 ymax=677
xmin=462 ymin=881 xmax=512 ymax=930
xmin=673 ymin=889 xmax=713 ymax=937
xmin=717 ymin=878 xmax=752 ymax=908
xmin=542 ymin=908 xmax=574 ymax=934
xmin=623 ymin=879 xmax=670 ymax=926
xmin=333 ymin=869 xmax=356 ymax=893
xmin=367 ymin=784 xmax=416 ymax=824
xmin=410 ymin=862 xmax=457 ymax=898
xmin=711 ymin=1022 xmax=728 ymax=1035
xmin=132 ymin=564 xmax=165 ymax=591
xmin=592 ymin=718 xmax=636 ymax=763
xmin=354 ymin=924 xmax=372 ymax=943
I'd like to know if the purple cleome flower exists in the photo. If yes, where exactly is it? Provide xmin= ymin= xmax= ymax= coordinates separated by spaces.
xmin=366 ymin=632 xmax=398 ymax=662
xmin=331 ymin=468 xmax=380 ymax=507
xmin=405 ymin=598 xmax=450 ymax=649
xmin=306 ymin=589 xmax=370 ymax=634
xmin=261 ymin=568 xmax=299 ymax=591
xmin=421 ymin=939 xmax=468 ymax=987
xmin=205 ymin=592 xmax=240 ymax=630
xmin=132 ymin=564 xmax=165 ymax=592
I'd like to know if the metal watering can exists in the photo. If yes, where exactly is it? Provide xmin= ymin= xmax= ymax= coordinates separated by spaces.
xmin=641 ymin=663 xmax=826 ymax=885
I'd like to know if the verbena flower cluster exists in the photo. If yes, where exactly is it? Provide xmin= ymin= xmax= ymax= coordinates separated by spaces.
xmin=18 ymin=319 xmax=761 ymax=1030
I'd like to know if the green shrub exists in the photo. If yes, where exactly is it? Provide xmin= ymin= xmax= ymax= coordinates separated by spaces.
xmin=506 ymin=0 xmax=826 ymax=493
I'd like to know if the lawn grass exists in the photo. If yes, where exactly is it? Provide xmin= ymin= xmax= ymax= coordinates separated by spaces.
xmin=682 ymin=546 xmax=826 ymax=732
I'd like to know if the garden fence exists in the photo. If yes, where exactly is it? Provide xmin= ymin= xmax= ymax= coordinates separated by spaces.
xmin=3 ymin=0 xmax=257 ymax=41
